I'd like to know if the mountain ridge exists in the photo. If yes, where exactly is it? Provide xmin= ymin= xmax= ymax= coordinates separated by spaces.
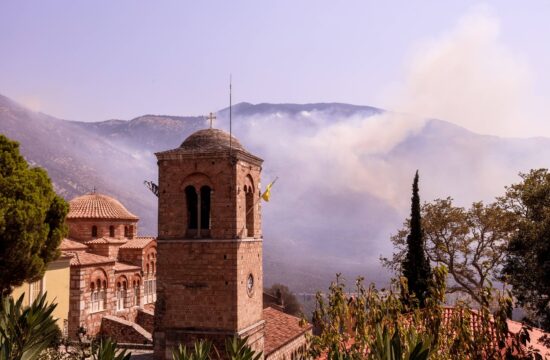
xmin=2 ymin=93 xmax=550 ymax=291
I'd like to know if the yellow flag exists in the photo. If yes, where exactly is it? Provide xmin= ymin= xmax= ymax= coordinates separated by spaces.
xmin=261 ymin=177 xmax=278 ymax=202
xmin=261 ymin=182 xmax=272 ymax=202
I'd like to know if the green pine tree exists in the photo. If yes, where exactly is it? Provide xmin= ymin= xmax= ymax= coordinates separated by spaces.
xmin=402 ymin=171 xmax=431 ymax=307
xmin=0 ymin=135 xmax=68 ymax=295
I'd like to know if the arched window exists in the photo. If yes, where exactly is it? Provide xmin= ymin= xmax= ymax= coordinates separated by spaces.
xmin=109 ymin=225 xmax=115 ymax=237
xmin=133 ymin=280 xmax=140 ymax=307
xmin=124 ymin=226 xmax=129 ymax=237
xmin=91 ymin=278 xmax=106 ymax=312
xmin=100 ymin=280 xmax=106 ymax=310
xmin=200 ymin=186 xmax=211 ymax=230
xmin=185 ymin=186 xmax=198 ymax=230
xmin=92 ymin=225 xmax=98 ymax=237
xmin=116 ymin=282 xmax=126 ymax=311
xmin=90 ymin=283 xmax=98 ymax=312
xmin=245 ymin=185 xmax=254 ymax=237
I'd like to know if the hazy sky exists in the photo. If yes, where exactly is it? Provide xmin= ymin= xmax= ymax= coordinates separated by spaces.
xmin=1 ymin=1 xmax=550 ymax=135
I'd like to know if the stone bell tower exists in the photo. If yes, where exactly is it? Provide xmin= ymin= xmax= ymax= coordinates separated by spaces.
xmin=153 ymin=128 xmax=264 ymax=359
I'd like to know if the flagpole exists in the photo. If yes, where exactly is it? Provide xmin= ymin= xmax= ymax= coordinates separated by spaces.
xmin=229 ymin=74 xmax=232 ymax=156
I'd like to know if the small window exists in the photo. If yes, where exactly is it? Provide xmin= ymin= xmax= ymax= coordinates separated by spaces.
xmin=29 ymin=279 xmax=42 ymax=305
xmin=245 ymin=186 xmax=254 ymax=237
xmin=116 ymin=282 xmax=125 ymax=311
xmin=109 ymin=225 xmax=115 ymax=237
xmin=200 ymin=186 xmax=211 ymax=230
xmin=92 ymin=225 xmax=98 ymax=237
xmin=185 ymin=186 xmax=198 ymax=229
xmin=124 ymin=226 xmax=129 ymax=237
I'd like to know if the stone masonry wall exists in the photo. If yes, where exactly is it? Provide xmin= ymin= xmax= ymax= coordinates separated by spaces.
xmin=157 ymin=154 xmax=262 ymax=241
xmin=69 ymin=264 xmax=115 ymax=339
xmin=136 ymin=308 xmax=155 ymax=333
xmin=67 ymin=219 xmax=138 ymax=242
xmin=265 ymin=331 xmax=310 ymax=360
xmin=236 ymin=240 xmax=263 ymax=330
xmin=155 ymin=144 xmax=265 ymax=360
xmin=101 ymin=315 xmax=152 ymax=344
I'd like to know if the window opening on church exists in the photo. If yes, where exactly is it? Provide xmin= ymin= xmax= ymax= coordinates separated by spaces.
xmin=116 ymin=282 xmax=126 ymax=311
xmin=200 ymin=186 xmax=211 ymax=230
xmin=185 ymin=185 xmax=212 ymax=237
xmin=100 ymin=281 xmax=106 ymax=310
xmin=123 ymin=282 xmax=128 ymax=308
xmin=109 ymin=225 xmax=115 ymax=237
xmin=185 ymin=186 xmax=198 ymax=230
xmin=90 ymin=283 xmax=97 ymax=312
xmin=124 ymin=226 xmax=128 ymax=237
xmin=92 ymin=225 xmax=98 ymax=238
xmin=245 ymin=185 xmax=254 ymax=237
xmin=91 ymin=279 xmax=106 ymax=312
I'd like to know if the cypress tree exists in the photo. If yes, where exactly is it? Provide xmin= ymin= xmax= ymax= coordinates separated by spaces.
xmin=402 ymin=170 xmax=431 ymax=307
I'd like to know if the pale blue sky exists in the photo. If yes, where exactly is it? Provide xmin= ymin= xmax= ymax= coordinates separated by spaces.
xmin=1 ymin=1 xmax=550 ymax=125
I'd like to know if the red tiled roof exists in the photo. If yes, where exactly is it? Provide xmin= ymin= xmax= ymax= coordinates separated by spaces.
xmin=85 ymin=237 xmax=127 ymax=245
xmin=507 ymin=319 xmax=550 ymax=358
xmin=114 ymin=261 xmax=141 ymax=272
xmin=67 ymin=193 xmax=139 ymax=220
xmin=69 ymin=252 xmax=115 ymax=266
xmin=119 ymin=237 xmax=156 ymax=249
xmin=59 ymin=238 xmax=88 ymax=251
xmin=263 ymin=307 xmax=312 ymax=356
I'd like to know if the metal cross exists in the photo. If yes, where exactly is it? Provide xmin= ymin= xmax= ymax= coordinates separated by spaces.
xmin=207 ymin=112 xmax=217 ymax=129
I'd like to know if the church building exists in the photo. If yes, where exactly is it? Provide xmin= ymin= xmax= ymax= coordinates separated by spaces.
xmin=62 ymin=193 xmax=157 ymax=341
xmin=153 ymin=128 xmax=311 ymax=359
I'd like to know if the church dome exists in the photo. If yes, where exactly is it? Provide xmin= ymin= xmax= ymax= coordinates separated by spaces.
xmin=67 ymin=193 xmax=138 ymax=220
xmin=180 ymin=128 xmax=247 ymax=153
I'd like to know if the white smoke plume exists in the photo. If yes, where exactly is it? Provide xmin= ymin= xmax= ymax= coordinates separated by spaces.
xmin=222 ymin=7 xmax=549 ymax=285
xmin=387 ymin=6 xmax=537 ymax=138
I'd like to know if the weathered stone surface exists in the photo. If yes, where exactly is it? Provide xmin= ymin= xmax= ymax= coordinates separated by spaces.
xmin=101 ymin=315 xmax=152 ymax=344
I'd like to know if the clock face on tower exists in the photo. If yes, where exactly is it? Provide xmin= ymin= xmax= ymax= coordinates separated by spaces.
xmin=247 ymin=274 xmax=254 ymax=296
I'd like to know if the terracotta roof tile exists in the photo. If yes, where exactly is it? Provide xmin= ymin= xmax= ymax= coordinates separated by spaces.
xmin=69 ymin=252 xmax=115 ymax=266
xmin=85 ymin=237 xmax=128 ymax=245
xmin=119 ymin=237 xmax=156 ymax=249
xmin=59 ymin=238 xmax=88 ymax=251
xmin=263 ymin=307 xmax=312 ymax=356
xmin=507 ymin=319 xmax=550 ymax=358
xmin=114 ymin=261 xmax=141 ymax=272
xmin=67 ymin=193 xmax=139 ymax=220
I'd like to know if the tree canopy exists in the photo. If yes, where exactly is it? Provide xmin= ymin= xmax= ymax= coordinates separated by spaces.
xmin=384 ymin=198 xmax=515 ymax=306
xmin=501 ymin=169 xmax=550 ymax=331
xmin=0 ymin=135 xmax=68 ymax=294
